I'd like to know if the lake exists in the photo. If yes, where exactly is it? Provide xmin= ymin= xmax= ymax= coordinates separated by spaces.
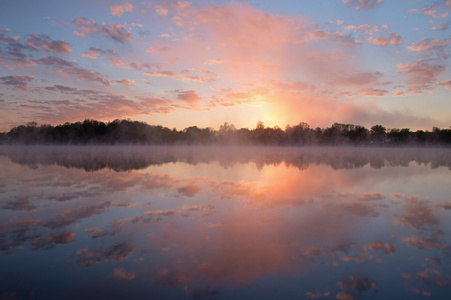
xmin=1 ymin=146 xmax=451 ymax=299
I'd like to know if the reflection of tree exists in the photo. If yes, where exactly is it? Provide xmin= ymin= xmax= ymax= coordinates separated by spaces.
xmin=1 ymin=146 xmax=451 ymax=172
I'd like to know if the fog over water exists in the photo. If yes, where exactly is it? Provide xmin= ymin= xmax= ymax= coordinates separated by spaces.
xmin=1 ymin=146 xmax=451 ymax=299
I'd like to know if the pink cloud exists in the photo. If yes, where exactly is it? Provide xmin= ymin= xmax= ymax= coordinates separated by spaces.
xmin=397 ymin=58 xmax=445 ymax=91
xmin=367 ymin=33 xmax=403 ymax=46
xmin=175 ymin=90 xmax=201 ymax=105
xmin=110 ymin=2 xmax=134 ymax=17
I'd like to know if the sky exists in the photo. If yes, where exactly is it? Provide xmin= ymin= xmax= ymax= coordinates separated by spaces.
xmin=0 ymin=0 xmax=450 ymax=132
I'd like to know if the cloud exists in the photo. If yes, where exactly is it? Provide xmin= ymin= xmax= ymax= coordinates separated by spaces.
xmin=342 ymin=0 xmax=384 ymax=10
xmin=397 ymin=58 xmax=445 ymax=92
xmin=332 ymin=32 xmax=360 ymax=47
xmin=407 ymin=38 xmax=451 ymax=52
xmin=144 ymin=71 xmax=176 ymax=78
xmin=155 ymin=3 xmax=169 ymax=15
xmin=432 ymin=21 xmax=449 ymax=30
xmin=110 ymin=2 xmax=133 ymax=17
xmin=80 ymin=52 xmax=99 ymax=59
xmin=309 ymin=30 xmax=331 ymax=40
xmin=324 ymin=71 xmax=382 ymax=87
xmin=0 ymin=74 xmax=33 ymax=90
xmin=110 ymin=79 xmax=136 ymax=86
xmin=144 ymin=69 xmax=217 ymax=83
xmin=26 ymin=34 xmax=72 ymax=54
xmin=57 ymin=66 xmax=109 ymax=85
xmin=359 ymin=88 xmax=388 ymax=97
xmin=437 ymin=80 xmax=451 ymax=89
xmin=33 ymin=55 xmax=111 ymax=85
xmin=175 ymin=90 xmax=201 ymax=105
xmin=34 ymin=55 xmax=74 ymax=68
xmin=367 ymin=33 xmax=403 ymax=46
xmin=72 ymin=17 xmax=134 ymax=43
xmin=344 ymin=24 xmax=371 ymax=31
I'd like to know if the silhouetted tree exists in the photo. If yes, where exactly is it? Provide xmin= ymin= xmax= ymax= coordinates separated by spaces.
xmin=2 ymin=119 xmax=451 ymax=146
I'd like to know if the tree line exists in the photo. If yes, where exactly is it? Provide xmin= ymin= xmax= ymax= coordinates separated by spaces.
xmin=1 ymin=119 xmax=450 ymax=146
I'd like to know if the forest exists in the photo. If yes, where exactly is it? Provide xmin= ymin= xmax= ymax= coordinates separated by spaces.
xmin=1 ymin=119 xmax=450 ymax=146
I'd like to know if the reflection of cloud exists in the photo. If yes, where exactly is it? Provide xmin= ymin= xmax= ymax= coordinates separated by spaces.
xmin=113 ymin=267 xmax=135 ymax=280
xmin=145 ymin=209 xmax=176 ymax=216
xmin=42 ymin=203 xmax=110 ymax=229
xmin=177 ymin=182 xmax=200 ymax=197
xmin=415 ymin=268 xmax=451 ymax=288
xmin=324 ymin=201 xmax=378 ymax=217
xmin=336 ymin=276 xmax=378 ymax=299
xmin=77 ymin=242 xmax=135 ymax=267
xmin=394 ymin=198 xmax=439 ymax=230
xmin=402 ymin=237 xmax=445 ymax=249
xmin=2 ymin=195 xmax=36 ymax=211
xmin=363 ymin=242 xmax=397 ymax=254
xmin=31 ymin=231 xmax=75 ymax=250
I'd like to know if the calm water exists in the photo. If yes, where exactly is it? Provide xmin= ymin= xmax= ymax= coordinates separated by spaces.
xmin=1 ymin=146 xmax=451 ymax=299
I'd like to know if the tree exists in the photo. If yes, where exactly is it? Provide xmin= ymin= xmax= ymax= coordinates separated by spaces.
xmin=370 ymin=125 xmax=386 ymax=144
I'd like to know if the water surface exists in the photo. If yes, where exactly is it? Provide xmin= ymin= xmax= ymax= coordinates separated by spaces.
xmin=1 ymin=146 xmax=451 ymax=299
